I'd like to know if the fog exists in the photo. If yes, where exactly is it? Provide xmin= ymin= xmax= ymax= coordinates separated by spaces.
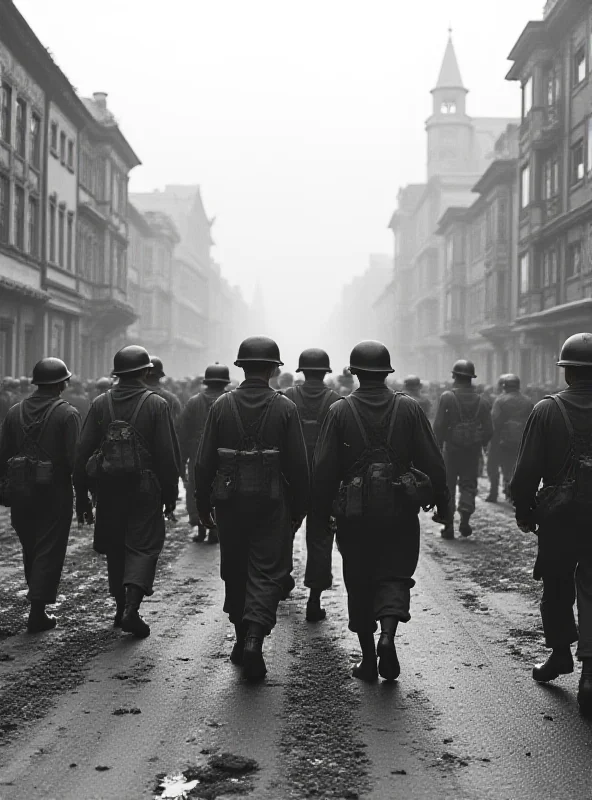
xmin=16 ymin=0 xmax=542 ymax=369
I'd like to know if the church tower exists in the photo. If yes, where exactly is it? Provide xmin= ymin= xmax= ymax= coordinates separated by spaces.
xmin=426 ymin=34 xmax=474 ymax=179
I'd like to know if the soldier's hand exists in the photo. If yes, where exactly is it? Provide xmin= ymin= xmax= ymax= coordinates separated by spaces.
xmin=432 ymin=507 xmax=451 ymax=525
xmin=199 ymin=511 xmax=216 ymax=530
xmin=517 ymin=517 xmax=538 ymax=534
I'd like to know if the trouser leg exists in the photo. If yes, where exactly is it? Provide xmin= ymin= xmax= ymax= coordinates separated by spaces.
xmin=499 ymin=447 xmax=518 ymax=497
xmin=122 ymin=490 xmax=166 ymax=596
xmin=487 ymin=448 xmax=500 ymax=498
xmin=304 ymin=514 xmax=334 ymax=591
xmin=576 ymin=556 xmax=592 ymax=659
xmin=444 ymin=449 xmax=459 ymax=517
xmin=540 ymin=572 xmax=578 ymax=649
xmin=218 ymin=519 xmax=249 ymax=627
xmin=186 ymin=461 xmax=200 ymax=525
xmin=107 ymin=545 xmax=126 ymax=598
xmin=457 ymin=449 xmax=480 ymax=516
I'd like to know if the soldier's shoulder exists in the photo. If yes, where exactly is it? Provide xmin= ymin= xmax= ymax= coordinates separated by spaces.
xmin=275 ymin=392 xmax=297 ymax=411
xmin=146 ymin=390 xmax=169 ymax=409
xmin=533 ymin=396 xmax=557 ymax=414
xmin=59 ymin=399 xmax=81 ymax=418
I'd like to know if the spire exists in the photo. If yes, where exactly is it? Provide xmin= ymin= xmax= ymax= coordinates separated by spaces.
xmin=435 ymin=32 xmax=465 ymax=90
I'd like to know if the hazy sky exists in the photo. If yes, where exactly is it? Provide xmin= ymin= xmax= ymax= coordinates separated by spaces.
xmin=16 ymin=0 xmax=542 ymax=366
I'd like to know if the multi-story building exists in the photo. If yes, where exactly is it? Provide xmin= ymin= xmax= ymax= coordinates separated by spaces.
xmin=437 ymin=125 xmax=520 ymax=384
xmin=506 ymin=0 xmax=592 ymax=385
xmin=381 ymin=36 xmax=517 ymax=380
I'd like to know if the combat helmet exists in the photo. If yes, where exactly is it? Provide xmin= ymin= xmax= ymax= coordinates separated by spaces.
xmin=452 ymin=359 xmax=477 ymax=379
xmin=348 ymin=341 xmax=394 ymax=374
xmin=557 ymin=333 xmax=592 ymax=367
xmin=204 ymin=363 xmax=231 ymax=385
xmin=235 ymin=336 xmax=283 ymax=367
xmin=404 ymin=374 xmax=422 ymax=389
xmin=503 ymin=374 xmax=521 ymax=390
xmin=112 ymin=345 xmax=153 ymax=376
xmin=148 ymin=356 xmax=165 ymax=378
xmin=31 ymin=357 xmax=72 ymax=385
xmin=296 ymin=348 xmax=332 ymax=373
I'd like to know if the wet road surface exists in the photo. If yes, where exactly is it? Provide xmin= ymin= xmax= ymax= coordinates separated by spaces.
xmin=0 ymin=493 xmax=591 ymax=799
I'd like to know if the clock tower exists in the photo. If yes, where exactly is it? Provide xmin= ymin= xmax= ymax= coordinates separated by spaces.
xmin=426 ymin=34 xmax=474 ymax=179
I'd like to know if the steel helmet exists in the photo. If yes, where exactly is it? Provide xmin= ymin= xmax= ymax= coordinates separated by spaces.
xmin=204 ymin=363 xmax=231 ymax=384
xmin=452 ymin=359 xmax=477 ymax=379
xmin=235 ymin=336 xmax=283 ymax=367
xmin=148 ymin=356 xmax=165 ymax=378
xmin=296 ymin=348 xmax=332 ymax=373
xmin=96 ymin=376 xmax=112 ymax=390
xmin=404 ymin=374 xmax=421 ymax=389
xmin=112 ymin=345 xmax=153 ymax=376
xmin=557 ymin=333 xmax=592 ymax=367
xmin=348 ymin=341 xmax=394 ymax=374
xmin=31 ymin=357 xmax=72 ymax=386
xmin=503 ymin=374 xmax=521 ymax=390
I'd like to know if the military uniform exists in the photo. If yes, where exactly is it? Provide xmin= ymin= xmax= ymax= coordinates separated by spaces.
xmin=0 ymin=359 xmax=80 ymax=631
xmin=433 ymin=363 xmax=493 ymax=537
xmin=491 ymin=378 xmax=533 ymax=499
xmin=62 ymin=383 xmax=90 ymax=421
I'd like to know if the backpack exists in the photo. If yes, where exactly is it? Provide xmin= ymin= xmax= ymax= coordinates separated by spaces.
xmin=448 ymin=393 xmax=484 ymax=448
xmin=211 ymin=393 xmax=282 ymax=506
xmin=534 ymin=395 xmax=592 ymax=520
xmin=499 ymin=418 xmax=526 ymax=448
xmin=333 ymin=393 xmax=434 ymax=519
xmin=3 ymin=399 xmax=65 ymax=503
xmin=292 ymin=386 xmax=334 ymax=455
xmin=86 ymin=390 xmax=153 ymax=479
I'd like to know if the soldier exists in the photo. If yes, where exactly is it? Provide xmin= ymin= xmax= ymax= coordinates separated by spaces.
xmin=179 ymin=363 xmax=230 ymax=541
xmin=485 ymin=375 xmax=507 ymax=503
xmin=336 ymin=367 xmax=355 ymax=396
xmin=278 ymin=372 xmax=294 ymax=392
xmin=145 ymin=357 xmax=183 ymax=428
xmin=62 ymin=376 xmax=91 ymax=421
xmin=491 ymin=375 xmax=533 ymax=500
xmin=284 ymin=348 xmax=340 ymax=622
xmin=90 ymin=376 xmax=112 ymax=403
xmin=74 ymin=346 xmax=180 ymax=638
xmin=511 ymin=334 xmax=592 ymax=715
xmin=18 ymin=375 xmax=33 ymax=399
xmin=0 ymin=377 xmax=14 ymax=424
xmin=433 ymin=360 xmax=493 ymax=539
xmin=0 ymin=358 xmax=80 ymax=632
xmin=312 ymin=341 xmax=448 ymax=682
xmin=403 ymin=375 xmax=432 ymax=419
xmin=194 ymin=336 xmax=309 ymax=681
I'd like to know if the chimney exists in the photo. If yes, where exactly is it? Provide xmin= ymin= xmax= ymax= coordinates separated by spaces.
xmin=92 ymin=92 xmax=108 ymax=110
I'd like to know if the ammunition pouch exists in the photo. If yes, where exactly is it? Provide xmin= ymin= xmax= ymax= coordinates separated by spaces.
xmin=212 ymin=447 xmax=282 ymax=506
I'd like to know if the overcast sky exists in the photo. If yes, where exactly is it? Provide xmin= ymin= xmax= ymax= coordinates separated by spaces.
xmin=16 ymin=0 xmax=543 ymax=367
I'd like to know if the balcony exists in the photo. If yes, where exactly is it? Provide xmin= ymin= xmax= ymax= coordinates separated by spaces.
xmin=87 ymin=284 xmax=136 ymax=331
xmin=480 ymin=307 xmax=511 ymax=340
xmin=532 ymin=106 xmax=561 ymax=150
xmin=542 ymin=195 xmax=560 ymax=224
xmin=441 ymin=317 xmax=466 ymax=343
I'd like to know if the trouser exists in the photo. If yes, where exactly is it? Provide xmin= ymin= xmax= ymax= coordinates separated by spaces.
xmin=487 ymin=445 xmax=501 ymax=497
xmin=304 ymin=514 xmax=334 ymax=591
xmin=535 ymin=520 xmax=592 ymax=659
xmin=185 ymin=457 xmax=200 ymax=525
xmin=11 ymin=483 xmax=73 ymax=604
xmin=444 ymin=445 xmax=481 ymax=516
xmin=94 ymin=474 xmax=166 ymax=597
xmin=336 ymin=514 xmax=420 ymax=634
xmin=215 ymin=498 xmax=292 ymax=635
xmin=498 ymin=445 xmax=519 ymax=497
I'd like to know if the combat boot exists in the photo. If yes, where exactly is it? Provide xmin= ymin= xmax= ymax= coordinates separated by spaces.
xmin=441 ymin=523 xmax=454 ymax=540
xmin=485 ymin=493 xmax=498 ymax=503
xmin=230 ymin=622 xmax=247 ymax=666
xmin=532 ymin=646 xmax=573 ymax=683
xmin=192 ymin=525 xmax=206 ymax=543
xmin=459 ymin=512 xmax=473 ymax=537
xmin=207 ymin=527 xmax=219 ymax=545
xmin=242 ymin=624 xmax=267 ymax=681
xmin=306 ymin=589 xmax=326 ymax=622
xmin=113 ymin=593 xmax=126 ymax=627
xmin=578 ymin=659 xmax=592 ymax=716
xmin=120 ymin=585 xmax=150 ymax=638
xmin=27 ymin=602 xmax=57 ymax=634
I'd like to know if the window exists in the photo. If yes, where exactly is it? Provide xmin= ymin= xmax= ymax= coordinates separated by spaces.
xmin=50 ymin=121 xmax=58 ymax=153
xmin=112 ymin=171 xmax=121 ymax=212
xmin=446 ymin=236 xmax=453 ymax=271
xmin=441 ymin=100 xmax=457 ymax=115
xmin=51 ymin=320 xmax=65 ymax=359
xmin=545 ymin=66 xmax=559 ymax=107
xmin=542 ymin=153 xmax=559 ymax=198
xmin=0 ymin=176 xmax=8 ymax=243
xmin=30 ymin=113 xmax=41 ymax=169
xmin=588 ymin=118 xmax=592 ymax=175
xmin=519 ymin=253 xmax=529 ymax=295
xmin=571 ymin=139 xmax=585 ymax=183
xmin=13 ymin=185 xmax=24 ymax=250
xmin=567 ymin=241 xmax=582 ymax=278
xmin=15 ymin=98 xmax=26 ymax=158
xmin=0 ymin=82 xmax=11 ymax=143
xmin=66 ymin=212 xmax=73 ymax=271
xmin=28 ymin=196 xmax=39 ymax=257
xmin=498 ymin=199 xmax=508 ymax=241
xmin=49 ymin=197 xmax=56 ymax=262
xmin=67 ymin=140 xmax=74 ymax=171
xmin=574 ymin=44 xmax=587 ymax=86
xmin=521 ymin=164 xmax=530 ymax=208
xmin=59 ymin=132 xmax=66 ymax=165
xmin=522 ymin=76 xmax=534 ymax=117
xmin=58 ymin=205 xmax=65 ymax=267
xmin=542 ymin=248 xmax=558 ymax=287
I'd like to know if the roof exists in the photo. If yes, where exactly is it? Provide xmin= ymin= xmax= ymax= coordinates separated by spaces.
xmin=506 ymin=22 xmax=546 ymax=81
xmin=472 ymin=158 xmax=517 ymax=196
xmin=435 ymin=35 xmax=465 ymax=90
xmin=436 ymin=206 xmax=469 ymax=235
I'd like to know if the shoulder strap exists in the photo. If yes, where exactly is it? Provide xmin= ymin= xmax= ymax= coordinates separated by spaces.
xmin=551 ymin=395 xmax=574 ymax=438
xmin=18 ymin=400 xmax=25 ymax=429
xmin=19 ymin=398 xmax=64 ymax=441
xmin=228 ymin=392 xmax=246 ymax=440
xmin=131 ymin=390 xmax=153 ymax=426
xmin=256 ymin=393 xmax=279 ymax=438
xmin=106 ymin=390 xmax=115 ymax=423
xmin=345 ymin=396 xmax=371 ymax=449
xmin=317 ymin=390 xmax=335 ymax=423
xmin=386 ymin=393 xmax=403 ymax=445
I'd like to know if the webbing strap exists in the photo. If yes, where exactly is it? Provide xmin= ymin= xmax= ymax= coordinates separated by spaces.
xmin=452 ymin=391 xmax=481 ymax=423
xmin=387 ymin=393 xmax=404 ymax=442
xmin=228 ymin=391 xmax=279 ymax=444
xmin=19 ymin=398 xmax=65 ymax=444
xmin=551 ymin=395 xmax=574 ymax=437
xmin=106 ymin=389 xmax=153 ymax=425
xmin=295 ymin=386 xmax=334 ymax=423
xmin=346 ymin=394 xmax=398 ymax=450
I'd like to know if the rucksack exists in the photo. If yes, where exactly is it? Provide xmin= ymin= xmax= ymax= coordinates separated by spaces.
xmin=4 ymin=399 xmax=65 ymax=502
xmin=211 ymin=393 xmax=282 ymax=505
xmin=86 ymin=390 xmax=153 ymax=479
xmin=292 ymin=386 xmax=334 ymax=455
xmin=333 ymin=393 xmax=434 ymax=519
xmin=499 ymin=418 xmax=526 ymax=448
xmin=448 ymin=393 xmax=484 ymax=448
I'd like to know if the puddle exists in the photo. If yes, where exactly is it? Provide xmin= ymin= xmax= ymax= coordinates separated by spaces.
xmin=154 ymin=753 xmax=259 ymax=799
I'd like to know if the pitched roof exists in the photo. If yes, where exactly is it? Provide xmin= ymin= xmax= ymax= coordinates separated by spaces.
xmin=436 ymin=36 xmax=465 ymax=90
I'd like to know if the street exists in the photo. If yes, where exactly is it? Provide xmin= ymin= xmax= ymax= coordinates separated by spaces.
xmin=1 ymin=493 xmax=592 ymax=800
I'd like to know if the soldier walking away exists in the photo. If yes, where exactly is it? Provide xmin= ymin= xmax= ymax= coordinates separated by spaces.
xmin=90 ymin=376 xmax=112 ymax=403
xmin=74 ymin=346 xmax=181 ymax=638
xmin=179 ymin=363 xmax=230 ymax=542
xmin=511 ymin=334 xmax=592 ymax=716
xmin=194 ymin=336 xmax=309 ymax=681
xmin=433 ymin=360 xmax=493 ymax=539
xmin=403 ymin=375 xmax=432 ymax=419
xmin=0 ymin=358 xmax=80 ymax=633
xmin=312 ymin=341 xmax=449 ymax=683
xmin=62 ymin=376 xmax=91 ymax=421
xmin=145 ymin=357 xmax=183 ymax=427
xmin=284 ymin=348 xmax=340 ymax=622
xmin=491 ymin=374 xmax=533 ymax=500
xmin=485 ymin=375 xmax=507 ymax=503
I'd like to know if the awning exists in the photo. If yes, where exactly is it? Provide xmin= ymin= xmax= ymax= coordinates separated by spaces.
xmin=0 ymin=275 xmax=49 ymax=303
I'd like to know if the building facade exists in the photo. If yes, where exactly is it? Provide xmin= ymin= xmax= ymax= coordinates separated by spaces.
xmin=507 ymin=0 xmax=592 ymax=386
